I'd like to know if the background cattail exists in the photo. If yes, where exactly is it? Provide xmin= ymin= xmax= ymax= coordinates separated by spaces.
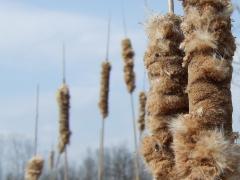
xmin=171 ymin=0 xmax=240 ymax=179
xmin=121 ymin=38 xmax=136 ymax=93
xmin=57 ymin=84 xmax=71 ymax=154
xmin=137 ymin=91 xmax=147 ymax=135
xmin=141 ymin=13 xmax=188 ymax=179
xmin=98 ymin=60 xmax=111 ymax=180
xmin=98 ymin=14 xmax=112 ymax=180
xmin=25 ymin=156 xmax=44 ymax=180
xmin=98 ymin=61 xmax=111 ymax=119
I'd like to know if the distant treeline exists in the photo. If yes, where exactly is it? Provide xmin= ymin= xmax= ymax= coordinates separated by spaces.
xmin=0 ymin=136 xmax=151 ymax=180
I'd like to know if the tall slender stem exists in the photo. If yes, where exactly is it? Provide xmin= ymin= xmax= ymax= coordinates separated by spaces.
xmin=64 ymin=148 xmax=69 ymax=180
xmin=34 ymin=84 xmax=39 ymax=156
xmin=105 ymin=13 xmax=111 ymax=62
xmin=130 ymin=93 xmax=140 ymax=180
xmin=121 ymin=0 xmax=128 ymax=37
xmin=168 ymin=0 xmax=174 ymax=13
xmin=98 ymin=118 xmax=105 ymax=180
xmin=62 ymin=43 xmax=66 ymax=84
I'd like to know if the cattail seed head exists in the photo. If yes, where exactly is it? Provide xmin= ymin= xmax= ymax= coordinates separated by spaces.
xmin=121 ymin=38 xmax=136 ymax=93
xmin=138 ymin=92 xmax=147 ymax=134
xmin=170 ymin=0 xmax=240 ymax=179
xmin=25 ymin=156 xmax=44 ymax=180
xmin=98 ymin=61 xmax=111 ymax=119
xmin=141 ymin=13 xmax=188 ymax=179
xmin=57 ymin=84 xmax=71 ymax=154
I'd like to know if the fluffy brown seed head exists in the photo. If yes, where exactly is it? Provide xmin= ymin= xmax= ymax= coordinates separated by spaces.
xmin=142 ymin=12 xmax=188 ymax=179
xmin=121 ymin=38 xmax=136 ymax=93
xmin=138 ymin=92 xmax=147 ymax=133
xmin=144 ymin=13 xmax=183 ymax=69
xmin=57 ymin=84 xmax=71 ymax=154
xmin=169 ymin=0 xmax=239 ymax=179
xmin=180 ymin=0 xmax=235 ymax=135
xmin=98 ymin=61 xmax=111 ymax=119
xmin=25 ymin=156 xmax=44 ymax=180
xmin=140 ymin=134 xmax=175 ymax=179
xmin=180 ymin=0 xmax=235 ymax=66
xmin=171 ymin=114 xmax=240 ymax=179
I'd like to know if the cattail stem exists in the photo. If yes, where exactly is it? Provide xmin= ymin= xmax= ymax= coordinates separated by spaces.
xmin=64 ymin=148 xmax=69 ymax=180
xmin=49 ymin=149 xmax=55 ymax=180
xmin=98 ymin=118 xmax=105 ymax=180
xmin=168 ymin=0 xmax=174 ymax=14
xmin=105 ymin=13 xmax=111 ymax=61
xmin=130 ymin=94 xmax=140 ymax=180
xmin=49 ymin=150 xmax=55 ymax=170
xmin=62 ymin=43 xmax=66 ymax=84
xmin=34 ymin=85 xmax=39 ymax=156
xmin=121 ymin=0 xmax=128 ymax=37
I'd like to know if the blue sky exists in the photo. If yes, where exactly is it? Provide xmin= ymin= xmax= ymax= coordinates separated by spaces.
xmin=0 ymin=0 xmax=240 ymax=164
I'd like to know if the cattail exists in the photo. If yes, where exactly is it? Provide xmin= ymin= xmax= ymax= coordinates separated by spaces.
xmin=137 ymin=91 xmax=147 ymax=134
xmin=140 ymin=13 xmax=188 ymax=180
xmin=57 ymin=84 xmax=71 ymax=154
xmin=171 ymin=0 xmax=240 ymax=179
xmin=121 ymin=37 xmax=139 ymax=180
xmin=121 ymin=38 xmax=136 ymax=93
xmin=25 ymin=156 xmax=44 ymax=180
xmin=49 ymin=150 xmax=55 ymax=170
xmin=98 ymin=61 xmax=111 ymax=119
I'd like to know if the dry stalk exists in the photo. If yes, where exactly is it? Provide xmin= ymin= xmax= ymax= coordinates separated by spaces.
xmin=49 ymin=150 xmax=55 ymax=170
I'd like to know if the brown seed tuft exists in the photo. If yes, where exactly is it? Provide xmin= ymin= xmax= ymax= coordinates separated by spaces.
xmin=98 ymin=61 xmax=111 ymax=119
xmin=25 ymin=156 xmax=44 ymax=180
xmin=57 ymin=84 xmax=71 ymax=154
xmin=121 ymin=38 xmax=136 ymax=93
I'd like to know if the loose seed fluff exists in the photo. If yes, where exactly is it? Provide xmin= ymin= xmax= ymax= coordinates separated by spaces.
xmin=25 ymin=156 xmax=44 ymax=180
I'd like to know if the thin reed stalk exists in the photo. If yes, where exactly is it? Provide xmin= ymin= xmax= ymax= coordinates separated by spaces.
xmin=34 ymin=85 xmax=39 ymax=156
xmin=130 ymin=94 xmax=140 ymax=180
xmin=49 ymin=150 xmax=55 ymax=170
xmin=168 ymin=0 xmax=174 ymax=13
xmin=98 ymin=118 xmax=105 ymax=180
xmin=64 ymin=148 xmax=69 ymax=180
